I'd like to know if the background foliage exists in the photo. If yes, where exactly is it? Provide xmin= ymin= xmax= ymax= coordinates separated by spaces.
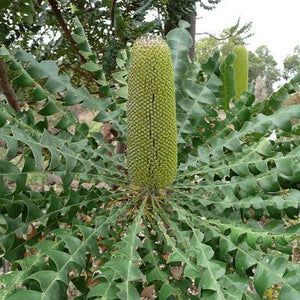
xmin=1 ymin=2 xmax=300 ymax=300
xmin=195 ymin=20 xmax=281 ymax=96
xmin=284 ymin=45 xmax=300 ymax=80
xmin=0 ymin=0 xmax=221 ymax=79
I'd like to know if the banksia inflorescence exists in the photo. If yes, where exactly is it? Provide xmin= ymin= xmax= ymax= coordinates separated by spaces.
xmin=127 ymin=36 xmax=177 ymax=191
xmin=232 ymin=44 xmax=249 ymax=99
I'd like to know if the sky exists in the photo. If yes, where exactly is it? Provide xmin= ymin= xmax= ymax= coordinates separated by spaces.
xmin=196 ymin=0 xmax=300 ymax=69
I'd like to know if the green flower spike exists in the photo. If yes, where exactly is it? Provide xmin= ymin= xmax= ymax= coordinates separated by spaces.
xmin=127 ymin=36 xmax=177 ymax=191
xmin=233 ymin=44 xmax=249 ymax=99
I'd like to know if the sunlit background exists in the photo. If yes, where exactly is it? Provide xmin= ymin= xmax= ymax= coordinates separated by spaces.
xmin=197 ymin=0 xmax=300 ymax=69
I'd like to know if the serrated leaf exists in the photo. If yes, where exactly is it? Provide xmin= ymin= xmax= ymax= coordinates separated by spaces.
xmin=235 ymin=246 xmax=259 ymax=275
xmin=102 ymin=215 xmax=145 ymax=282
xmin=25 ymin=270 xmax=58 ymax=291
xmin=7 ymin=290 xmax=48 ymax=300
xmin=167 ymin=27 xmax=192 ymax=88
xmin=276 ymin=156 xmax=294 ymax=177
xmin=104 ymin=249 xmax=144 ymax=282
xmin=112 ymin=70 xmax=128 ymax=85
xmin=158 ymin=282 xmax=181 ymax=300
xmin=183 ymin=81 xmax=216 ymax=105
xmin=220 ymin=53 xmax=235 ymax=110
xmin=254 ymin=255 xmax=288 ymax=296
xmin=44 ymin=76 xmax=67 ymax=93
xmin=115 ymin=85 xmax=128 ymax=98
xmin=280 ymin=270 xmax=300 ymax=300
xmin=32 ymin=85 xmax=48 ymax=101
xmin=14 ymin=49 xmax=34 ymax=62
xmin=199 ymin=260 xmax=226 ymax=291
xmin=81 ymin=60 xmax=101 ymax=72
xmin=40 ymin=130 xmax=61 ymax=170
xmin=38 ymin=99 xmax=60 ymax=116
xmin=13 ymin=70 xmax=34 ymax=87
xmin=0 ymin=108 xmax=10 ymax=127
xmin=258 ymin=174 xmax=280 ymax=192
xmin=26 ymin=61 xmax=51 ymax=79
xmin=87 ymin=281 xmax=119 ymax=299
xmin=12 ymin=127 xmax=43 ymax=169
xmin=116 ymin=282 xmax=140 ymax=300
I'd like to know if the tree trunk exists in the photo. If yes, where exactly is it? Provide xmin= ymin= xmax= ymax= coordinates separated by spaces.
xmin=183 ymin=11 xmax=196 ymax=60
xmin=164 ymin=0 xmax=196 ymax=61
xmin=0 ymin=58 xmax=19 ymax=112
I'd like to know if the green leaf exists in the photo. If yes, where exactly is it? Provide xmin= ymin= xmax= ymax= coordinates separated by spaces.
xmin=64 ymin=87 xmax=85 ymax=105
xmin=254 ymin=255 xmax=288 ymax=296
xmin=219 ymin=273 xmax=248 ymax=299
xmin=0 ymin=0 xmax=10 ymax=9
xmin=7 ymin=290 xmax=48 ymax=300
xmin=258 ymin=174 xmax=280 ymax=192
xmin=44 ymin=76 xmax=67 ymax=93
xmin=87 ymin=281 xmax=119 ymax=299
xmin=199 ymin=260 xmax=226 ymax=290
xmin=103 ymin=231 xmax=144 ymax=280
xmin=276 ymin=156 xmax=294 ymax=177
xmin=0 ymin=159 xmax=26 ymax=194
xmin=183 ymin=81 xmax=216 ymax=105
xmin=26 ymin=270 xmax=58 ymax=291
xmin=46 ymin=249 xmax=70 ymax=273
xmin=14 ymin=49 xmax=34 ymax=62
xmin=178 ymin=20 xmax=190 ymax=29
xmin=38 ymin=99 xmax=60 ymax=116
xmin=0 ymin=160 xmax=18 ymax=174
xmin=158 ymin=283 xmax=181 ymax=300
xmin=115 ymin=85 xmax=128 ymax=99
xmin=280 ymin=270 xmax=300 ymax=300
xmin=0 ymin=108 xmax=10 ymax=127
xmin=272 ymin=110 xmax=291 ymax=131
xmin=220 ymin=53 xmax=235 ymax=110
xmin=32 ymin=85 xmax=48 ymax=101
xmin=55 ymin=112 xmax=77 ymax=130
xmin=12 ymin=127 xmax=43 ymax=169
xmin=255 ymin=138 xmax=274 ymax=157
xmin=81 ymin=60 xmax=101 ymax=72
xmin=167 ymin=27 xmax=192 ymax=88
xmin=13 ymin=70 xmax=34 ymax=87
xmin=40 ymin=130 xmax=61 ymax=170
xmin=116 ymin=282 xmax=140 ymax=300
xmin=26 ymin=61 xmax=51 ymax=79
xmin=112 ymin=70 xmax=128 ymax=85
xmin=235 ymin=246 xmax=259 ymax=275
xmin=167 ymin=27 xmax=193 ymax=49
xmin=23 ymin=199 xmax=43 ymax=223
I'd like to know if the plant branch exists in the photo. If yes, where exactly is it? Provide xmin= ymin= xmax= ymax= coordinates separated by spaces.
xmin=48 ymin=0 xmax=87 ymax=63
xmin=110 ymin=0 xmax=117 ymax=36
xmin=196 ymin=31 xmax=232 ymax=41
xmin=59 ymin=62 xmax=101 ymax=91
xmin=0 ymin=58 xmax=19 ymax=112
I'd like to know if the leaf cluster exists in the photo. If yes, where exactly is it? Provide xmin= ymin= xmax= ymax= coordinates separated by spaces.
xmin=0 ymin=18 xmax=300 ymax=300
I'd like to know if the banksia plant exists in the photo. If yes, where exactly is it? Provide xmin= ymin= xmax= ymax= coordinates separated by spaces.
xmin=232 ymin=44 xmax=249 ymax=99
xmin=127 ymin=36 xmax=177 ymax=191
xmin=3 ymin=18 xmax=300 ymax=300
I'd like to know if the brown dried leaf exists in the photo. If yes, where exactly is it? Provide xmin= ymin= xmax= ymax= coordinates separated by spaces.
xmin=141 ymin=285 xmax=156 ymax=300
xmin=87 ymin=276 xmax=100 ymax=288
xmin=162 ymin=252 xmax=169 ymax=261
xmin=26 ymin=224 xmax=38 ymax=241
xmin=227 ymin=124 xmax=235 ymax=130
xmin=170 ymin=265 xmax=183 ymax=280
xmin=292 ymin=241 xmax=300 ymax=262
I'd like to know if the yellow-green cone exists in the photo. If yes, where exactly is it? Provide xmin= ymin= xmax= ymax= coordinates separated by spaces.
xmin=232 ymin=45 xmax=249 ymax=99
xmin=127 ymin=36 xmax=177 ymax=190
